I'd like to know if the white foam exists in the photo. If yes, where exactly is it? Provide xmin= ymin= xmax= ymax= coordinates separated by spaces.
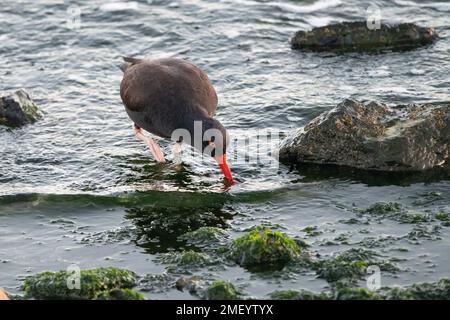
xmin=99 ymin=1 xmax=139 ymax=12
xmin=221 ymin=0 xmax=342 ymax=13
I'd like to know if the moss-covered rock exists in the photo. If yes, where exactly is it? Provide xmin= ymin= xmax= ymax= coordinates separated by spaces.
xmin=381 ymin=278 xmax=450 ymax=300
xmin=314 ymin=248 xmax=398 ymax=284
xmin=178 ymin=250 xmax=211 ymax=266
xmin=0 ymin=89 xmax=42 ymax=127
xmin=96 ymin=288 xmax=145 ymax=300
xmin=23 ymin=267 xmax=137 ymax=300
xmin=270 ymin=278 xmax=450 ymax=300
xmin=333 ymin=287 xmax=383 ymax=300
xmin=179 ymin=227 xmax=229 ymax=249
xmin=206 ymin=280 xmax=240 ymax=300
xmin=230 ymin=226 xmax=301 ymax=269
xmin=270 ymin=289 xmax=328 ymax=300
xmin=291 ymin=21 xmax=438 ymax=53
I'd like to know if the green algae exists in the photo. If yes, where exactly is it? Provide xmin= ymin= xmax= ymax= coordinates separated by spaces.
xmin=301 ymin=225 xmax=322 ymax=237
xmin=178 ymin=250 xmax=211 ymax=266
xmin=96 ymin=288 xmax=145 ymax=300
xmin=229 ymin=226 xmax=301 ymax=269
xmin=314 ymin=248 xmax=398 ymax=284
xmin=361 ymin=202 xmax=435 ymax=224
xmin=333 ymin=287 xmax=383 ymax=300
xmin=364 ymin=202 xmax=402 ymax=215
xmin=380 ymin=278 xmax=450 ymax=300
xmin=435 ymin=211 xmax=449 ymax=221
xmin=179 ymin=227 xmax=229 ymax=249
xmin=270 ymin=289 xmax=327 ymax=300
xmin=206 ymin=280 xmax=240 ymax=300
xmin=269 ymin=278 xmax=450 ymax=300
xmin=23 ymin=267 xmax=137 ymax=300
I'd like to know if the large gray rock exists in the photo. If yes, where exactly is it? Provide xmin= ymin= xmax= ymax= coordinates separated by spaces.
xmin=0 ymin=89 xmax=42 ymax=127
xmin=279 ymin=99 xmax=450 ymax=171
xmin=291 ymin=22 xmax=438 ymax=53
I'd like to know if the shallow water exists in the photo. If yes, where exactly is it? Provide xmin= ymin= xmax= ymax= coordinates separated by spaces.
xmin=0 ymin=0 xmax=449 ymax=298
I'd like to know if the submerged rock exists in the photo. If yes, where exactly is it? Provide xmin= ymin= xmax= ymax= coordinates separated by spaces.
xmin=179 ymin=227 xmax=229 ymax=249
xmin=206 ymin=280 xmax=240 ymax=300
xmin=96 ymin=288 xmax=145 ymax=300
xmin=279 ymin=99 xmax=450 ymax=171
xmin=176 ymin=276 xmax=204 ymax=293
xmin=314 ymin=248 xmax=398 ymax=285
xmin=23 ymin=267 xmax=138 ymax=300
xmin=270 ymin=278 xmax=450 ymax=300
xmin=0 ymin=89 xmax=42 ymax=127
xmin=230 ymin=226 xmax=301 ymax=269
xmin=291 ymin=22 xmax=438 ymax=53
xmin=270 ymin=289 xmax=328 ymax=300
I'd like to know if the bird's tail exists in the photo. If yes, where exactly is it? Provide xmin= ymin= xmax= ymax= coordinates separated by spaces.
xmin=119 ymin=56 xmax=142 ymax=73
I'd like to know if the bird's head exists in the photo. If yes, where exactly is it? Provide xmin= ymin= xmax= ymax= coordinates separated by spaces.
xmin=174 ymin=116 xmax=235 ymax=183
xmin=200 ymin=118 xmax=235 ymax=183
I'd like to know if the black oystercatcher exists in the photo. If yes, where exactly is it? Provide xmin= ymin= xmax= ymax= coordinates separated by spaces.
xmin=119 ymin=57 xmax=234 ymax=182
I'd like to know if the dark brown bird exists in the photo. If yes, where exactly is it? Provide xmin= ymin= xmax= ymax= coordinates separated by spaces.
xmin=119 ymin=57 xmax=234 ymax=182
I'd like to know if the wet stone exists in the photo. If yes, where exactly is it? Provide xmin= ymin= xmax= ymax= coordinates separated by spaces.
xmin=291 ymin=22 xmax=438 ymax=53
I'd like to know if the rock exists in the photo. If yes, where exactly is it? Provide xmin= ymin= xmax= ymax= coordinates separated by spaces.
xmin=0 ymin=89 xmax=42 ymax=127
xmin=270 ymin=289 xmax=327 ymax=300
xmin=206 ymin=280 xmax=240 ymax=300
xmin=291 ymin=22 xmax=438 ymax=53
xmin=270 ymin=278 xmax=450 ymax=300
xmin=96 ymin=288 xmax=145 ymax=300
xmin=279 ymin=99 xmax=450 ymax=171
xmin=380 ymin=278 xmax=450 ymax=300
xmin=175 ymin=276 xmax=205 ymax=296
xmin=179 ymin=227 xmax=229 ymax=249
xmin=23 ymin=267 xmax=138 ymax=300
xmin=229 ymin=226 xmax=301 ymax=269
xmin=177 ymin=250 xmax=211 ymax=266
xmin=313 ymin=248 xmax=398 ymax=285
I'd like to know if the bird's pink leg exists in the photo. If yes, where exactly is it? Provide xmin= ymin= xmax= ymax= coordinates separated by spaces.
xmin=134 ymin=126 xmax=166 ymax=163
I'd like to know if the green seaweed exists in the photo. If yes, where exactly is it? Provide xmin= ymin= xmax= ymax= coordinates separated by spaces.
xmin=380 ymin=278 xmax=450 ymax=300
xmin=23 ymin=267 xmax=137 ymax=300
xmin=435 ymin=211 xmax=449 ymax=221
xmin=364 ymin=202 xmax=402 ymax=214
xmin=179 ymin=227 xmax=229 ymax=249
xmin=96 ymin=288 xmax=145 ymax=300
xmin=314 ymin=248 xmax=398 ymax=284
xmin=178 ymin=250 xmax=211 ymax=266
xmin=229 ymin=226 xmax=301 ymax=269
xmin=206 ymin=280 xmax=240 ymax=300
xmin=270 ymin=289 xmax=328 ymax=300
xmin=269 ymin=278 xmax=450 ymax=300
xmin=333 ymin=287 xmax=383 ymax=300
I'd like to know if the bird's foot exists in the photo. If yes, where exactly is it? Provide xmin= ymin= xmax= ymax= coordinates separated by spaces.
xmin=134 ymin=126 xmax=166 ymax=163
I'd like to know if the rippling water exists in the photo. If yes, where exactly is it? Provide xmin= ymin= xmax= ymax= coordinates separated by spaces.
xmin=0 ymin=0 xmax=449 ymax=298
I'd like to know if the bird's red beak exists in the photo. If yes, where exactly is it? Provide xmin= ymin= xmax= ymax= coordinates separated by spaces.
xmin=214 ymin=154 xmax=235 ymax=183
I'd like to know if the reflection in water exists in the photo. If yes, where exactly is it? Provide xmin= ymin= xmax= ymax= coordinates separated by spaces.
xmin=124 ymin=198 xmax=233 ymax=254
xmin=290 ymin=163 xmax=450 ymax=187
